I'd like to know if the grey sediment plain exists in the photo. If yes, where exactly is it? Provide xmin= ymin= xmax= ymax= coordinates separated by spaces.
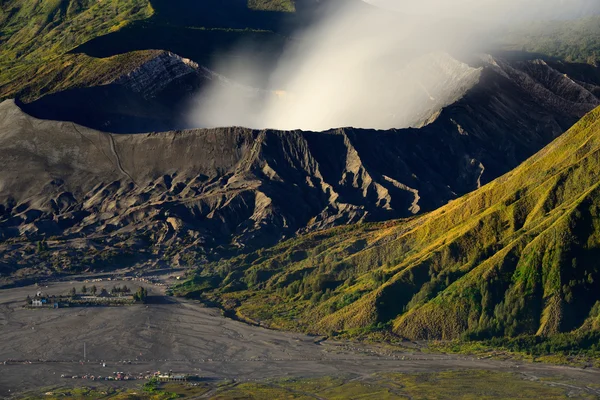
xmin=1 ymin=279 xmax=599 ymax=397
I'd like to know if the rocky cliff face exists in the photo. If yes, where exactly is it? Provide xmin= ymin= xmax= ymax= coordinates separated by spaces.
xmin=1 ymin=54 xmax=600 ymax=281
xmin=114 ymin=52 xmax=208 ymax=98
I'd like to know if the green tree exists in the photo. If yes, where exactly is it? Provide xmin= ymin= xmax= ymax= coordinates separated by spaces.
xmin=81 ymin=285 xmax=87 ymax=294
xmin=70 ymin=287 xmax=77 ymax=298
xmin=36 ymin=241 xmax=48 ymax=253
xmin=134 ymin=286 xmax=148 ymax=302
xmin=91 ymin=285 xmax=97 ymax=295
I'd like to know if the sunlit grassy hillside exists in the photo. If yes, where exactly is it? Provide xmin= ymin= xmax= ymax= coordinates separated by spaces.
xmin=0 ymin=0 xmax=153 ymax=62
xmin=0 ymin=0 xmax=154 ymax=100
xmin=501 ymin=16 xmax=600 ymax=64
xmin=178 ymin=106 xmax=600 ymax=350
xmin=248 ymin=0 xmax=296 ymax=12
xmin=0 ymin=0 xmax=295 ymax=100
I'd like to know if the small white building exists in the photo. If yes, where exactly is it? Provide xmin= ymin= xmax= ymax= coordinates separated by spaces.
xmin=31 ymin=299 xmax=43 ymax=307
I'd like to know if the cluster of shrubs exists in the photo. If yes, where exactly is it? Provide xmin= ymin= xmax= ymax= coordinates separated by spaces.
xmin=465 ymin=331 xmax=600 ymax=357
xmin=133 ymin=286 xmax=148 ymax=302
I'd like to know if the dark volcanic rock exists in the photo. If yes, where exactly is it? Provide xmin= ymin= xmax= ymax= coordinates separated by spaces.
xmin=1 ymin=54 xmax=600 ymax=278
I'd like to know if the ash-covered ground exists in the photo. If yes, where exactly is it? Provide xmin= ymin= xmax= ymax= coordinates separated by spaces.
xmin=1 ymin=274 xmax=599 ymax=397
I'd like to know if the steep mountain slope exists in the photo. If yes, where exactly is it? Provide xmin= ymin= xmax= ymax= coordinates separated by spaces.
xmin=0 ymin=0 xmax=368 ymax=101
xmin=176 ymin=106 xmax=600 ymax=342
xmin=17 ymin=51 xmax=229 ymax=133
xmin=1 ymin=50 xmax=170 ymax=103
xmin=0 ymin=0 xmax=153 ymax=99
xmin=1 ymin=54 xmax=600 ymax=283
xmin=0 ymin=0 xmax=308 ymax=103
xmin=0 ymin=0 xmax=152 ymax=63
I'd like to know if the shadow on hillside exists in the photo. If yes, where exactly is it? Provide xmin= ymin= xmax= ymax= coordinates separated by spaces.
xmin=148 ymin=0 xmax=292 ymax=30
xmin=72 ymin=25 xmax=287 ymax=73
xmin=69 ymin=0 xmax=370 ymax=68
xmin=17 ymin=86 xmax=191 ymax=134
xmin=69 ymin=0 xmax=311 ymax=65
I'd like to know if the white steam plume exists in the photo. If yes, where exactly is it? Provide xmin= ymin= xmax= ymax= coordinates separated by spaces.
xmin=188 ymin=0 xmax=598 ymax=131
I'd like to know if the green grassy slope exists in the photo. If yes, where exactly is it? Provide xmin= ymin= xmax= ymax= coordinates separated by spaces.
xmin=18 ymin=370 xmax=598 ymax=400
xmin=0 ymin=0 xmax=153 ymax=63
xmin=0 ymin=0 xmax=295 ymax=101
xmin=0 ymin=50 xmax=168 ymax=101
xmin=178 ymin=106 xmax=600 ymax=347
xmin=248 ymin=0 xmax=296 ymax=12
xmin=500 ymin=16 xmax=600 ymax=64
xmin=0 ymin=0 xmax=293 ymax=63
xmin=0 ymin=0 xmax=155 ymax=100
